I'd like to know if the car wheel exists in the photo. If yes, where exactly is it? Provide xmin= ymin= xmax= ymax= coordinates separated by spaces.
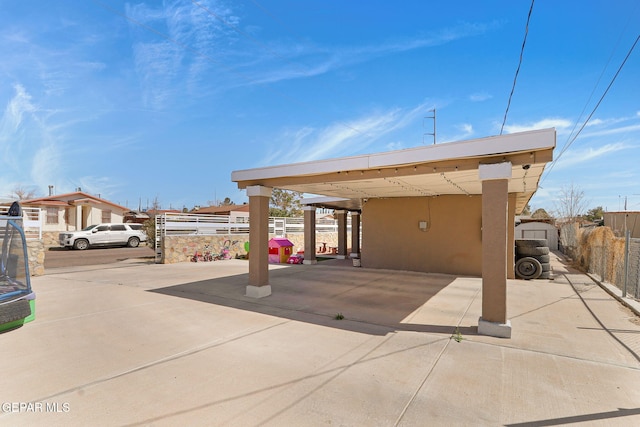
xmin=127 ymin=236 xmax=140 ymax=248
xmin=515 ymin=257 xmax=542 ymax=280
xmin=74 ymin=239 xmax=89 ymax=250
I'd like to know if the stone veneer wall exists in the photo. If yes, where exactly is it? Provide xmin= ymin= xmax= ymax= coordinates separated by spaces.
xmin=160 ymin=232 xmax=339 ymax=264
xmin=42 ymin=231 xmax=60 ymax=249
xmin=27 ymin=240 xmax=45 ymax=276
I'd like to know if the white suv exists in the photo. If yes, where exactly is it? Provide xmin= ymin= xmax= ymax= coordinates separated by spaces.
xmin=59 ymin=223 xmax=147 ymax=250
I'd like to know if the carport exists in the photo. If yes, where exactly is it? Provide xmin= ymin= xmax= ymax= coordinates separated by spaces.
xmin=231 ymin=128 xmax=556 ymax=337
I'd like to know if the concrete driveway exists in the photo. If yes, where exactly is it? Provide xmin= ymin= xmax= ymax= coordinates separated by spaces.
xmin=2 ymin=254 xmax=640 ymax=426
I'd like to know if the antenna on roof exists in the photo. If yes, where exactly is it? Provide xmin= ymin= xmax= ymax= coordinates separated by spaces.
xmin=423 ymin=109 xmax=436 ymax=145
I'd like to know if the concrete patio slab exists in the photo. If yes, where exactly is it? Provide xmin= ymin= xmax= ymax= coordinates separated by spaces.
xmin=1 ymin=253 xmax=640 ymax=426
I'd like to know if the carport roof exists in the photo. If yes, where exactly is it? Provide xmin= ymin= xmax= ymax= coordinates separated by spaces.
xmin=232 ymin=128 xmax=555 ymax=213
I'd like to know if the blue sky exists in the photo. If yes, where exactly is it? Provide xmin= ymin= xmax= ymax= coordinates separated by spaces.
xmin=1 ymin=1 xmax=638 ymax=213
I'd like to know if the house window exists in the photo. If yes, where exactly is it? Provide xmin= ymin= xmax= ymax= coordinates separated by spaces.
xmin=46 ymin=207 xmax=58 ymax=224
xmin=102 ymin=210 xmax=111 ymax=223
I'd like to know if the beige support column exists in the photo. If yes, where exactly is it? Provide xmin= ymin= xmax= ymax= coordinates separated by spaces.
xmin=478 ymin=162 xmax=512 ymax=338
xmin=335 ymin=210 xmax=347 ymax=259
xmin=507 ymin=193 xmax=517 ymax=279
xmin=76 ymin=205 xmax=82 ymax=230
xmin=350 ymin=211 xmax=361 ymax=258
xmin=302 ymin=206 xmax=317 ymax=265
xmin=246 ymin=185 xmax=272 ymax=298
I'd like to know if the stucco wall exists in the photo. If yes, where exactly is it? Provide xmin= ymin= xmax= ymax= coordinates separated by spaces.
xmin=361 ymin=195 xmax=484 ymax=276
xmin=604 ymin=212 xmax=640 ymax=238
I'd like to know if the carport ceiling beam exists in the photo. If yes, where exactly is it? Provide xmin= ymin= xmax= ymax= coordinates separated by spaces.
xmin=234 ymin=150 xmax=552 ymax=189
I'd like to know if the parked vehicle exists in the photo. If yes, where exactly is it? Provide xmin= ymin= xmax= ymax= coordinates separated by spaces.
xmin=1 ymin=202 xmax=36 ymax=332
xmin=59 ymin=223 xmax=147 ymax=250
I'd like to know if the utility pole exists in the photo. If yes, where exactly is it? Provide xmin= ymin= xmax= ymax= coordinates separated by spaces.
xmin=423 ymin=109 xmax=436 ymax=145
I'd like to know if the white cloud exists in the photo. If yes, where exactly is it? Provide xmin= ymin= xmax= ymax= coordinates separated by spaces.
xmin=126 ymin=0 xmax=234 ymax=109
xmin=555 ymin=142 xmax=628 ymax=169
xmin=579 ymin=123 xmax=640 ymax=138
xmin=1 ymin=84 xmax=36 ymax=131
xmin=469 ymin=92 xmax=492 ymax=102
xmin=0 ymin=84 xmax=37 ymax=169
xmin=386 ymin=141 xmax=405 ymax=151
xmin=30 ymin=142 xmax=59 ymax=187
xmin=502 ymin=118 xmax=572 ymax=134
xmin=438 ymin=123 xmax=475 ymax=143
xmin=0 ymin=84 xmax=72 ymax=199
xmin=263 ymin=101 xmax=434 ymax=165
xmin=73 ymin=176 xmax=120 ymax=199
xmin=239 ymin=21 xmax=498 ymax=87
xmin=460 ymin=123 xmax=473 ymax=135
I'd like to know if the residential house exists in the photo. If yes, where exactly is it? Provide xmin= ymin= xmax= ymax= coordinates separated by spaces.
xmin=22 ymin=191 xmax=129 ymax=247
xmin=192 ymin=204 xmax=250 ymax=221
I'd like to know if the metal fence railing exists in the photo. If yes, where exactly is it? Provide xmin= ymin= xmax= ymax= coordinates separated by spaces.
xmin=0 ymin=206 xmax=42 ymax=240
xmin=560 ymin=223 xmax=640 ymax=300
xmin=153 ymin=212 xmax=350 ymax=261
xmin=154 ymin=212 xmax=346 ymax=237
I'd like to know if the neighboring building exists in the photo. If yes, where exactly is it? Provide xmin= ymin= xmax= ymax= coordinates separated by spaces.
xmin=22 ymin=191 xmax=128 ymax=234
xmin=146 ymin=209 xmax=182 ymax=218
xmin=193 ymin=204 xmax=250 ymax=221
xmin=515 ymin=220 xmax=559 ymax=250
xmin=604 ymin=211 xmax=640 ymax=238
xmin=124 ymin=211 xmax=151 ymax=224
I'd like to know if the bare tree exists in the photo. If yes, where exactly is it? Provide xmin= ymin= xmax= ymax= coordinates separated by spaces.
xmin=9 ymin=185 xmax=39 ymax=200
xmin=553 ymin=183 xmax=588 ymax=222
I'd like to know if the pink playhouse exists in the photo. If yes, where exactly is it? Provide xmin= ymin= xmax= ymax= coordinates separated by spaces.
xmin=268 ymin=238 xmax=294 ymax=264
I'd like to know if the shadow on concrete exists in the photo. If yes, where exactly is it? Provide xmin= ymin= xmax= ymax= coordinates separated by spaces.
xmin=149 ymin=262 xmax=477 ymax=337
xmin=505 ymin=407 xmax=640 ymax=426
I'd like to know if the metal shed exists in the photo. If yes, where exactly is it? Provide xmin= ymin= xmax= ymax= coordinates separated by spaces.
xmin=515 ymin=221 xmax=558 ymax=250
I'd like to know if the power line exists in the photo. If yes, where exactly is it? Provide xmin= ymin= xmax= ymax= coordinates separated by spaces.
xmin=500 ymin=0 xmax=535 ymax=135
xmin=542 ymin=33 xmax=640 ymax=182
xmin=563 ymin=2 xmax=639 ymax=156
